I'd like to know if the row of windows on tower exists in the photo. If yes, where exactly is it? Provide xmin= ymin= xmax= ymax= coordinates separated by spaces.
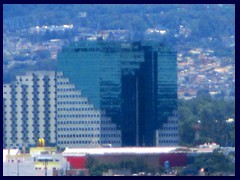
xmin=57 ymin=101 xmax=88 ymax=105
xmin=58 ymin=133 xmax=120 ymax=138
xmin=159 ymin=140 xmax=179 ymax=144
xmin=58 ymin=127 xmax=98 ymax=132
xmin=57 ymin=126 xmax=117 ymax=131
xmin=6 ymin=136 xmax=52 ymax=142
xmin=57 ymin=81 xmax=69 ymax=85
xmin=57 ymin=113 xmax=106 ymax=118
xmin=161 ymin=127 xmax=178 ymax=130
xmin=57 ymin=126 xmax=118 ymax=132
xmin=58 ymin=120 xmax=102 ymax=125
xmin=4 ymin=104 xmax=56 ymax=108
xmin=5 ymin=143 xmax=22 ymax=148
xmin=58 ymin=120 xmax=112 ymax=125
xmin=57 ymin=94 xmax=82 ymax=98
xmin=4 ymin=91 xmax=56 ymax=95
xmin=7 ymin=128 xmax=55 ymax=133
xmin=5 ymin=98 xmax=56 ymax=102
xmin=159 ymin=133 xmax=178 ymax=137
xmin=19 ymin=77 xmax=56 ymax=81
xmin=57 ymin=140 xmax=120 ymax=145
xmin=57 ymin=88 xmax=75 ymax=92
xmin=6 ymin=84 xmax=56 ymax=89
xmin=4 ymin=110 xmax=56 ymax=115
xmin=4 ymin=122 xmax=56 ymax=127
xmin=57 ymin=107 xmax=94 ymax=111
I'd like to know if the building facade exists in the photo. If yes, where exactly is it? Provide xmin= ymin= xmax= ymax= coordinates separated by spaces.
xmin=56 ymin=72 xmax=121 ymax=149
xmin=3 ymin=71 xmax=121 ymax=149
xmin=156 ymin=111 xmax=179 ymax=146
xmin=58 ymin=41 xmax=178 ymax=146
xmin=3 ymin=71 xmax=57 ymax=149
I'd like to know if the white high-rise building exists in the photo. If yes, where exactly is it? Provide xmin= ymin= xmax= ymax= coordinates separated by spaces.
xmin=3 ymin=71 xmax=121 ymax=149
xmin=3 ymin=71 xmax=57 ymax=149
xmin=155 ymin=111 xmax=179 ymax=146
xmin=56 ymin=72 xmax=121 ymax=149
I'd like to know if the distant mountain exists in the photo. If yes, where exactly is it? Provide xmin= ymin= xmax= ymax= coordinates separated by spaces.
xmin=4 ymin=4 xmax=235 ymax=57
xmin=3 ymin=4 xmax=234 ymax=36
xmin=3 ymin=4 xmax=235 ymax=84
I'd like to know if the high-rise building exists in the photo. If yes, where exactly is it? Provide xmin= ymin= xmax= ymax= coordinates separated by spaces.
xmin=155 ymin=111 xmax=179 ymax=146
xmin=58 ymin=41 xmax=178 ymax=147
xmin=3 ymin=71 xmax=57 ymax=149
xmin=3 ymin=71 xmax=121 ymax=149
xmin=56 ymin=72 xmax=121 ymax=149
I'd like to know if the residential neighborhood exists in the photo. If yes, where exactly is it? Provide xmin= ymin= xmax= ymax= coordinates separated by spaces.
xmin=3 ymin=24 xmax=235 ymax=100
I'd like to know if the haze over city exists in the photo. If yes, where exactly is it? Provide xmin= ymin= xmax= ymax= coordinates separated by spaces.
xmin=3 ymin=4 xmax=235 ymax=176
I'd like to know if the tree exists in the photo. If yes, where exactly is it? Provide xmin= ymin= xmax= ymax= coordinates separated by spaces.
xmin=178 ymin=95 xmax=235 ymax=147
xmin=192 ymin=149 xmax=235 ymax=174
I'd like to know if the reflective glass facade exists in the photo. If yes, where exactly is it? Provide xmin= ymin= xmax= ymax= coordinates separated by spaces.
xmin=58 ymin=41 xmax=177 ymax=146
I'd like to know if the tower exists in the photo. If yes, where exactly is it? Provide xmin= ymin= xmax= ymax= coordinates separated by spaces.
xmin=58 ymin=41 xmax=178 ymax=146
xmin=3 ymin=71 xmax=121 ymax=149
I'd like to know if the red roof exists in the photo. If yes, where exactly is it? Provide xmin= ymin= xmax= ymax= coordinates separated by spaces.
xmin=159 ymin=153 xmax=187 ymax=167
xmin=65 ymin=156 xmax=86 ymax=169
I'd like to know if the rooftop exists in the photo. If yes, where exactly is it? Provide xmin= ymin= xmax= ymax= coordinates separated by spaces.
xmin=62 ymin=147 xmax=179 ymax=156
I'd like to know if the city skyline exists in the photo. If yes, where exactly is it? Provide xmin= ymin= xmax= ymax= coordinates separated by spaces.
xmin=3 ymin=4 xmax=235 ymax=176
xmin=3 ymin=38 xmax=180 ymax=149
xmin=58 ymin=41 xmax=178 ymax=147
xmin=3 ymin=71 xmax=121 ymax=149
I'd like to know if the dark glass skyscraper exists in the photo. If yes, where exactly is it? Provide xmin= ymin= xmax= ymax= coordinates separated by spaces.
xmin=58 ymin=41 xmax=177 ymax=146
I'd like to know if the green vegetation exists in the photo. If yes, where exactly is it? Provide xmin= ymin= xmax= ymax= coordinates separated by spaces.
xmin=86 ymin=149 xmax=235 ymax=176
xmin=178 ymin=149 xmax=235 ymax=175
xmin=86 ymin=156 xmax=159 ymax=176
xmin=3 ymin=4 xmax=235 ymax=83
xmin=178 ymin=90 xmax=235 ymax=147
xmin=3 ymin=4 xmax=235 ymax=54
xmin=3 ymin=60 xmax=57 ymax=83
